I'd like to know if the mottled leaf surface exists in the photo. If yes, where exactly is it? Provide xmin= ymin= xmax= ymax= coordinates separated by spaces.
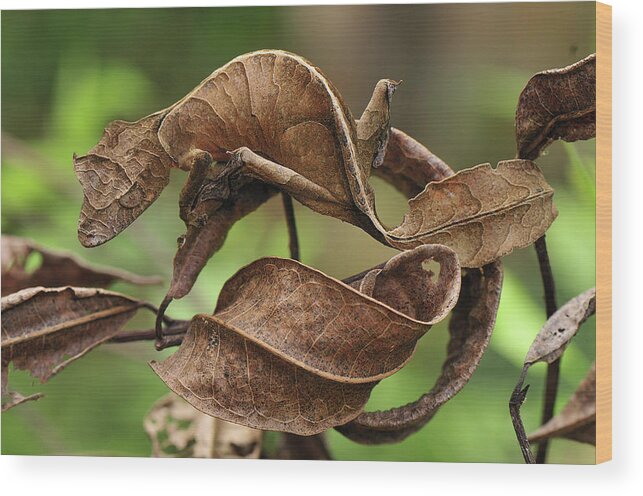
xmin=525 ymin=287 xmax=596 ymax=365
xmin=374 ymin=127 xmax=453 ymax=198
xmin=529 ymin=363 xmax=596 ymax=445
xmin=516 ymin=54 xmax=596 ymax=160
xmin=387 ymin=160 xmax=557 ymax=267
xmin=1 ymin=235 xmax=160 ymax=296
xmin=151 ymin=245 xmax=460 ymax=435
xmin=337 ymin=261 xmax=503 ymax=443
xmin=1 ymin=286 xmax=143 ymax=410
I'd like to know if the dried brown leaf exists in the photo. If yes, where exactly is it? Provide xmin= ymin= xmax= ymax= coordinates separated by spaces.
xmin=529 ymin=363 xmax=596 ymax=445
xmin=333 ymin=137 xmax=503 ymax=443
xmin=374 ymin=127 xmax=454 ymax=197
xmin=151 ymin=244 xmax=461 ymax=435
xmin=1 ymin=286 xmax=145 ymax=410
xmin=525 ymin=287 xmax=596 ymax=365
xmin=76 ymin=50 xmax=556 ymax=268
xmin=386 ymin=160 xmax=557 ymax=267
xmin=1 ymin=235 xmax=160 ymax=296
xmin=515 ymin=54 xmax=596 ymax=160
xmin=144 ymin=392 xmax=262 ymax=458
xmin=336 ymin=261 xmax=503 ymax=443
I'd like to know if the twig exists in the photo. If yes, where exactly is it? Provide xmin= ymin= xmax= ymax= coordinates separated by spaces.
xmin=281 ymin=193 xmax=300 ymax=261
xmin=534 ymin=235 xmax=560 ymax=464
xmin=509 ymin=366 xmax=535 ymax=464
xmin=109 ymin=321 xmax=189 ymax=344
xmin=535 ymin=236 xmax=558 ymax=317
xmin=155 ymin=334 xmax=186 ymax=350
xmin=154 ymin=295 xmax=174 ymax=346
xmin=342 ymin=262 xmax=387 ymax=285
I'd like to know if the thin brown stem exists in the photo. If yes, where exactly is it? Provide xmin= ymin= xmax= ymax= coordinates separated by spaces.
xmin=281 ymin=193 xmax=300 ymax=261
xmin=536 ymin=357 xmax=562 ymax=463
xmin=342 ymin=262 xmax=387 ymax=285
xmin=155 ymin=334 xmax=185 ymax=351
xmin=535 ymin=236 xmax=558 ymax=317
xmin=109 ymin=321 xmax=189 ymax=344
xmin=509 ymin=366 xmax=535 ymax=464
xmin=154 ymin=295 xmax=173 ymax=345
xmin=534 ymin=235 xmax=559 ymax=464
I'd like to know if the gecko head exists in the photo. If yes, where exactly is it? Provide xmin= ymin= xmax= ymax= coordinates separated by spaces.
xmin=73 ymin=113 xmax=174 ymax=247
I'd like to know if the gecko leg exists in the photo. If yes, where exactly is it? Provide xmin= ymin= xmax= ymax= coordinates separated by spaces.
xmin=228 ymin=147 xmax=351 ymax=220
xmin=178 ymin=149 xmax=214 ymax=224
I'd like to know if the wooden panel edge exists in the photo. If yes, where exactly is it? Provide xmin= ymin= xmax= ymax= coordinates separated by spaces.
xmin=595 ymin=0 xmax=612 ymax=465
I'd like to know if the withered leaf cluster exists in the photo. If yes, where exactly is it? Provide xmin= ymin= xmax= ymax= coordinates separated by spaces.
xmin=1 ymin=236 xmax=162 ymax=411
xmin=72 ymin=50 xmax=594 ymax=442
xmin=2 ymin=50 xmax=597 ymax=455
xmin=74 ymin=50 xmax=557 ymax=302
xmin=508 ymin=53 xmax=597 ymax=459
xmin=514 ymin=288 xmax=597 ymax=449
xmin=1 ymin=235 xmax=160 ymax=296
xmin=152 ymin=245 xmax=461 ymax=435
xmin=1 ymin=286 xmax=148 ymax=411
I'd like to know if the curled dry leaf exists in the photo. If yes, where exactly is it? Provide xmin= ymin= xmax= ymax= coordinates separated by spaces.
xmin=335 ymin=135 xmax=505 ymax=443
xmin=336 ymin=261 xmax=503 ymax=444
xmin=515 ymin=53 xmax=596 ymax=160
xmin=529 ymin=363 xmax=596 ymax=445
xmin=525 ymin=287 xmax=596 ymax=366
xmin=1 ymin=286 xmax=145 ymax=410
xmin=144 ymin=392 xmax=262 ymax=458
xmin=1 ymin=235 xmax=160 ymax=296
xmin=386 ymin=160 xmax=557 ymax=267
xmin=151 ymin=244 xmax=461 ymax=435
xmin=508 ymin=288 xmax=596 ymax=456
xmin=76 ymin=50 xmax=556 ymax=268
xmin=374 ymin=127 xmax=453 ymax=197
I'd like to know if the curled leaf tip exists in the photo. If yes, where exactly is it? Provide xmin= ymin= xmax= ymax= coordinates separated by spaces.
xmin=151 ymin=246 xmax=462 ymax=435
xmin=516 ymin=53 xmax=596 ymax=160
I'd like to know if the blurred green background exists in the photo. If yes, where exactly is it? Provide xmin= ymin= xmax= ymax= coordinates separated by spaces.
xmin=1 ymin=3 xmax=596 ymax=463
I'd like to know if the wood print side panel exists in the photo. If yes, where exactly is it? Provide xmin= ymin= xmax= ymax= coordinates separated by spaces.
xmin=595 ymin=1 xmax=612 ymax=464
